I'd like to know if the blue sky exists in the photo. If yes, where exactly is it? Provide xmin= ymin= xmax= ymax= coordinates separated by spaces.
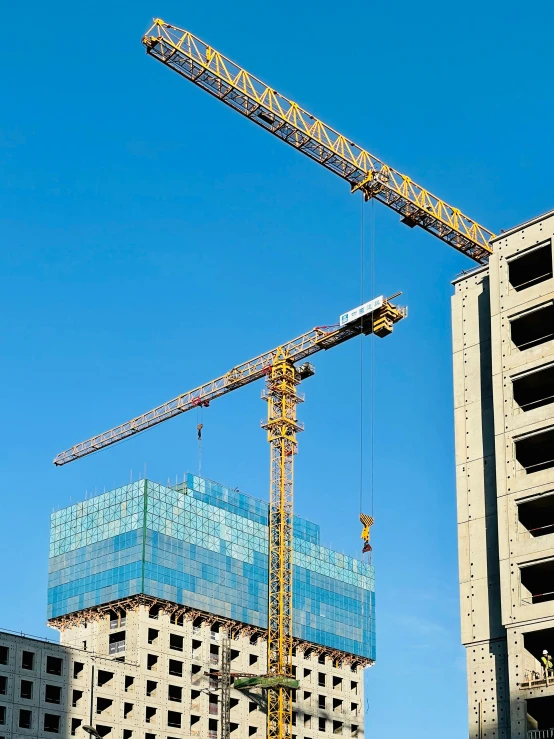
xmin=2 ymin=0 xmax=553 ymax=736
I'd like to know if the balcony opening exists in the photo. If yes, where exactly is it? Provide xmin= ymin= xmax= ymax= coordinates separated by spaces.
xmin=73 ymin=662 xmax=84 ymax=678
xmin=509 ymin=242 xmax=552 ymax=292
xmin=109 ymin=631 xmax=125 ymax=655
xmin=516 ymin=428 xmax=554 ymax=474
xmin=168 ymin=711 xmax=182 ymax=728
xmin=22 ymin=651 xmax=34 ymax=670
xmin=169 ymin=659 xmax=183 ymax=677
xmin=168 ymin=684 xmax=182 ymax=702
xmin=511 ymin=303 xmax=554 ymax=351
xmin=519 ymin=494 xmax=554 ymax=537
xmin=513 ymin=365 xmax=554 ymax=412
xmin=45 ymin=685 xmax=62 ymax=704
xmin=170 ymin=634 xmax=184 ymax=652
xmin=521 ymin=559 xmax=554 ymax=605
xmin=97 ymin=670 xmax=114 ymax=688
xmin=96 ymin=697 xmax=113 ymax=715
xmin=520 ymin=628 xmax=554 ymax=686
xmin=46 ymin=656 xmax=63 ymax=676
xmin=109 ymin=609 xmax=126 ymax=629
xmin=527 ymin=695 xmax=554 ymax=736
xmin=19 ymin=709 xmax=32 ymax=729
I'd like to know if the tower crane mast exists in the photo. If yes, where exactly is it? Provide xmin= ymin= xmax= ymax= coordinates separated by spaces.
xmin=54 ymin=296 xmax=406 ymax=739
xmin=141 ymin=19 xmax=495 ymax=263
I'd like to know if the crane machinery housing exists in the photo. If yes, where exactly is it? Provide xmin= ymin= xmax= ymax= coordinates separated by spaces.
xmin=54 ymin=296 xmax=406 ymax=739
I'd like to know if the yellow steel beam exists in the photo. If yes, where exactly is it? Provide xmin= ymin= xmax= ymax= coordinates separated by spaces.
xmin=142 ymin=19 xmax=495 ymax=263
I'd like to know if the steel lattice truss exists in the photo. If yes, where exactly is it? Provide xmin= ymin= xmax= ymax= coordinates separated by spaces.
xmin=142 ymin=19 xmax=495 ymax=263
xmin=54 ymin=301 xmax=406 ymax=465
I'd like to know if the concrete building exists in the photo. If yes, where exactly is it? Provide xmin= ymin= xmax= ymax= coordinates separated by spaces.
xmin=1 ymin=475 xmax=372 ymax=738
xmin=453 ymin=210 xmax=554 ymax=739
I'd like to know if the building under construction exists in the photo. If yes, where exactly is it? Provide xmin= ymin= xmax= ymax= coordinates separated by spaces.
xmin=0 ymin=474 xmax=372 ymax=738
xmin=453 ymin=210 xmax=554 ymax=739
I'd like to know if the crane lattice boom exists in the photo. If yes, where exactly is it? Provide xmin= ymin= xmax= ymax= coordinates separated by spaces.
xmin=142 ymin=19 xmax=495 ymax=263
xmin=54 ymin=298 xmax=405 ymax=466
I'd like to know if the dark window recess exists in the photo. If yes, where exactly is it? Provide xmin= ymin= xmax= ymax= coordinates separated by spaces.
xmin=318 ymin=672 xmax=326 ymax=686
xmin=511 ymin=304 xmax=554 ymax=351
xmin=168 ymin=711 xmax=182 ymax=728
xmin=333 ymin=698 xmax=343 ymax=711
xmin=0 ymin=647 xmax=7 ymax=665
xmin=44 ymin=713 xmax=60 ymax=733
xmin=191 ymin=715 xmax=201 ymax=727
xmin=249 ymin=654 xmax=258 ymax=666
xmin=519 ymin=494 xmax=554 ymax=537
xmin=149 ymin=604 xmax=161 ymax=619
xmin=146 ymin=706 xmax=157 ymax=723
xmin=352 ymin=725 xmax=359 ymax=737
xmin=292 ymin=712 xmax=297 ymax=726
xmin=21 ymin=651 xmax=34 ymax=670
xmin=231 ymin=649 xmax=240 ymax=661
xmin=304 ymin=668 xmax=312 ymax=678
xmin=124 ymin=702 xmax=133 ymax=718
xmin=527 ymin=695 xmax=554 ymax=731
xmin=45 ymin=684 xmax=62 ymax=704
xmin=0 ymin=706 xmax=4 ymax=725
xmin=19 ymin=709 xmax=32 ymax=729
xmin=168 ymin=684 xmax=182 ymax=702
xmin=169 ymin=659 xmax=183 ymax=677
xmin=513 ymin=365 xmax=554 ymax=412
xmin=191 ymin=664 xmax=201 ymax=677
xmin=521 ymin=559 xmax=554 ymax=604
xmin=20 ymin=680 xmax=33 ymax=699
xmin=95 ymin=727 xmax=112 ymax=738
xmin=170 ymin=634 xmax=184 ymax=652
xmin=516 ymin=428 xmax=554 ymax=474
xmin=46 ymin=656 xmax=63 ymax=676
xmin=318 ymin=654 xmax=326 ymax=665
xmin=97 ymin=670 xmax=114 ymax=687
xmin=171 ymin=612 xmax=184 ymax=626
xmin=230 ymin=722 xmax=239 ymax=733
xmin=319 ymin=695 xmax=326 ymax=709
xmin=148 ymin=628 xmax=159 ymax=645
xmin=73 ymin=662 xmax=84 ymax=678
xmin=230 ymin=697 xmax=239 ymax=709
xmin=146 ymin=680 xmax=157 ymax=697
xmin=333 ymin=720 xmax=343 ymax=734
xmin=333 ymin=676 xmax=342 ymax=689
xmin=508 ymin=242 xmax=552 ymax=291
xmin=109 ymin=631 xmax=125 ymax=655
xmin=124 ymin=675 xmax=134 ymax=692
xmin=249 ymin=728 xmax=257 ymax=736
xmin=145 ymin=734 xmax=156 ymax=739
xmin=351 ymin=681 xmax=358 ymax=693
xmin=72 ymin=689 xmax=83 ymax=707
xmin=209 ymin=718 xmax=218 ymax=737
xmin=123 ymin=731 xmax=133 ymax=739
xmin=0 ymin=677 xmax=5 ymax=695
xmin=291 ymin=666 xmax=297 ymax=678
xmin=96 ymin=697 xmax=112 ymax=714
xmin=71 ymin=717 xmax=82 ymax=736
xmin=319 ymin=718 xmax=326 ymax=732
xmin=147 ymin=654 xmax=158 ymax=671
xmin=192 ymin=639 xmax=202 ymax=654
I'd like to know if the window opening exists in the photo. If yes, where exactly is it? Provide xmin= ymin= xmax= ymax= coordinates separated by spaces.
xmin=43 ymin=713 xmax=60 ymax=733
xmin=0 ymin=678 xmax=5 ymax=696
xmin=147 ymin=654 xmax=159 ymax=671
xmin=521 ymin=559 xmax=554 ymax=604
xmin=148 ymin=628 xmax=159 ymax=645
xmin=45 ymin=684 xmax=62 ymax=704
xmin=168 ymin=684 xmax=182 ymax=702
xmin=19 ymin=709 xmax=32 ymax=729
xmin=168 ymin=711 xmax=182 ymax=728
xmin=0 ymin=648 xmax=7 ymax=666
xmin=519 ymin=494 xmax=554 ymax=537
xmin=73 ymin=662 xmax=84 ymax=678
xmin=20 ymin=679 xmax=32 ymax=699
xmin=170 ymin=634 xmax=184 ymax=652
xmin=511 ymin=303 xmax=554 ymax=351
xmin=72 ymin=689 xmax=83 ymax=707
xmin=109 ymin=631 xmax=125 ymax=655
xmin=71 ymin=717 xmax=82 ymax=736
xmin=46 ymin=656 xmax=63 ymax=676
xmin=97 ymin=670 xmax=114 ymax=687
xmin=513 ymin=364 xmax=554 ymax=411
xmin=146 ymin=680 xmax=158 ymax=697
xmin=508 ymin=241 xmax=552 ymax=291
xmin=146 ymin=706 xmax=157 ymax=723
xmin=169 ymin=659 xmax=183 ymax=677
xmin=96 ymin=697 xmax=113 ymax=715
xmin=516 ymin=428 xmax=554 ymax=474
xmin=124 ymin=675 xmax=134 ymax=692
xmin=21 ymin=651 xmax=34 ymax=670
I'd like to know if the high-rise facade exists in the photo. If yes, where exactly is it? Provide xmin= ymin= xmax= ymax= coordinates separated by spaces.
xmin=0 ymin=474 xmax=374 ymax=738
xmin=452 ymin=210 xmax=554 ymax=739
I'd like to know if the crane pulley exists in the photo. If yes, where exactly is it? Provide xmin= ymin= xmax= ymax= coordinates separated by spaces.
xmin=141 ymin=19 xmax=495 ymax=263
xmin=54 ymin=295 xmax=406 ymax=739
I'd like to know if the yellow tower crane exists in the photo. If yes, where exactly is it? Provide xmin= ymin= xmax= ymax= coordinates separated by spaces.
xmin=141 ymin=19 xmax=496 ymax=263
xmin=54 ymin=295 xmax=406 ymax=739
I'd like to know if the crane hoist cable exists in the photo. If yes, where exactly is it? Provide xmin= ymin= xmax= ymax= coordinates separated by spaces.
xmin=141 ymin=19 xmax=495 ymax=263
xmin=54 ymin=297 xmax=407 ymax=739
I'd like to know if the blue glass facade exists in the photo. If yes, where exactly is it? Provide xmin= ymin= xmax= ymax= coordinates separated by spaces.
xmin=48 ymin=475 xmax=375 ymax=659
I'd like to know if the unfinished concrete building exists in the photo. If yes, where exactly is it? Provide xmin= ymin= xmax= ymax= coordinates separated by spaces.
xmin=453 ymin=209 xmax=554 ymax=739
xmin=0 ymin=475 xmax=373 ymax=738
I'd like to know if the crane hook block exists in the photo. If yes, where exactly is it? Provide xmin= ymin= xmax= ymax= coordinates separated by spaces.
xmin=360 ymin=513 xmax=374 ymax=553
